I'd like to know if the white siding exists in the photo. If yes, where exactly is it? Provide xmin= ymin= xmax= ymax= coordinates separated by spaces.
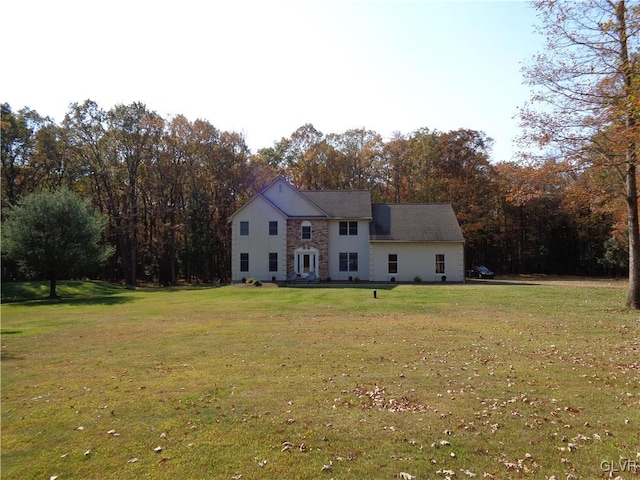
xmin=231 ymin=198 xmax=287 ymax=282
xmin=370 ymin=242 xmax=465 ymax=282
xmin=327 ymin=220 xmax=370 ymax=281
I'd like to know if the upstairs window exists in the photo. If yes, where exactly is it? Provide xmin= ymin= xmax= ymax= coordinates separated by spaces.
xmin=240 ymin=221 xmax=249 ymax=236
xmin=339 ymin=221 xmax=358 ymax=236
xmin=269 ymin=221 xmax=278 ymax=236
xmin=301 ymin=221 xmax=312 ymax=240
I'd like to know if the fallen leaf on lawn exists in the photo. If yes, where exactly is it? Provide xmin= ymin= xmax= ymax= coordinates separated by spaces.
xmin=281 ymin=441 xmax=293 ymax=452
xmin=127 ymin=457 xmax=138 ymax=464
xmin=503 ymin=462 xmax=521 ymax=471
xmin=154 ymin=446 xmax=162 ymax=453
xmin=437 ymin=469 xmax=455 ymax=477
xmin=397 ymin=472 xmax=415 ymax=480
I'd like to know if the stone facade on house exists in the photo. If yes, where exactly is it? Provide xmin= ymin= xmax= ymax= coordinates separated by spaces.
xmin=286 ymin=219 xmax=329 ymax=279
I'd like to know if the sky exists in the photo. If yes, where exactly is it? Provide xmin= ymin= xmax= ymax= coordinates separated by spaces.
xmin=3 ymin=0 xmax=544 ymax=162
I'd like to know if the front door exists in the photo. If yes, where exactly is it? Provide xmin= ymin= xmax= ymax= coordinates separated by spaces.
xmin=294 ymin=247 xmax=319 ymax=277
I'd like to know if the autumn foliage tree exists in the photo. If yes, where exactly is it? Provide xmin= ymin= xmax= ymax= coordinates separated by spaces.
xmin=520 ymin=0 xmax=640 ymax=307
xmin=0 ymin=99 xmax=628 ymax=286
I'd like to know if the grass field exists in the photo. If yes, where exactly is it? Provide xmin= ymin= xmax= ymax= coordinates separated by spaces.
xmin=1 ymin=279 xmax=639 ymax=479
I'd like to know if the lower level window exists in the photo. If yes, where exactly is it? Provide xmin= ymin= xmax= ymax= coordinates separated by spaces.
xmin=240 ymin=253 xmax=249 ymax=272
xmin=339 ymin=252 xmax=358 ymax=272
xmin=435 ymin=254 xmax=445 ymax=274
xmin=269 ymin=252 xmax=278 ymax=272
xmin=388 ymin=254 xmax=398 ymax=274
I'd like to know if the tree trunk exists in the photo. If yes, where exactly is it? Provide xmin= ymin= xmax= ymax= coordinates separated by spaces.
xmin=625 ymin=160 xmax=640 ymax=308
xmin=617 ymin=0 xmax=640 ymax=308
xmin=49 ymin=276 xmax=59 ymax=300
xmin=616 ymin=0 xmax=640 ymax=309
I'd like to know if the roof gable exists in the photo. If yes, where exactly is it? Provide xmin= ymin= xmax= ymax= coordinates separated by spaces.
xmin=228 ymin=192 xmax=289 ymax=220
xmin=261 ymin=177 xmax=326 ymax=217
xmin=370 ymin=204 xmax=464 ymax=242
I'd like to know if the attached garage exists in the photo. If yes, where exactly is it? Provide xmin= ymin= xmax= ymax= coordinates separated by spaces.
xmin=369 ymin=204 xmax=465 ymax=283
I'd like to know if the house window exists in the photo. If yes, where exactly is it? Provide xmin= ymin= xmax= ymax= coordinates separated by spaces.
xmin=339 ymin=221 xmax=358 ymax=236
xmin=240 ymin=253 xmax=249 ymax=272
xmin=388 ymin=254 xmax=398 ymax=274
xmin=269 ymin=221 xmax=278 ymax=236
xmin=301 ymin=221 xmax=312 ymax=240
xmin=435 ymin=254 xmax=445 ymax=274
xmin=339 ymin=252 xmax=358 ymax=272
xmin=269 ymin=253 xmax=278 ymax=272
xmin=240 ymin=221 xmax=249 ymax=236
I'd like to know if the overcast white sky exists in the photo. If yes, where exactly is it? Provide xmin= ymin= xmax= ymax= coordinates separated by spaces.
xmin=3 ymin=0 xmax=543 ymax=162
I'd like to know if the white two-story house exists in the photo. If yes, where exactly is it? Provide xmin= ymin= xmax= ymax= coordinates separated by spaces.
xmin=229 ymin=177 xmax=465 ymax=283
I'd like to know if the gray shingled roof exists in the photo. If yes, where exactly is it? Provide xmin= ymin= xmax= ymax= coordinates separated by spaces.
xmin=301 ymin=190 xmax=372 ymax=219
xmin=370 ymin=204 xmax=465 ymax=242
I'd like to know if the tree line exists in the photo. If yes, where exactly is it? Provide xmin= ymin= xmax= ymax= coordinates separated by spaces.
xmin=1 ymin=100 xmax=629 ymax=285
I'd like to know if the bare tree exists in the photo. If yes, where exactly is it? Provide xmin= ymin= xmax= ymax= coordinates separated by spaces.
xmin=520 ymin=0 xmax=640 ymax=307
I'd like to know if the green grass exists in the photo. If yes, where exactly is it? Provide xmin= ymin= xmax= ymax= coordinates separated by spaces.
xmin=1 ymin=280 xmax=124 ymax=302
xmin=1 ymin=279 xmax=638 ymax=479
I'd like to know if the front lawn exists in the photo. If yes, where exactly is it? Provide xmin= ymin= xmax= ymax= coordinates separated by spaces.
xmin=1 ymin=280 xmax=637 ymax=479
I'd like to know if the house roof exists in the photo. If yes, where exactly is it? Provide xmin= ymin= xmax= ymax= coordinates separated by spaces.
xmin=301 ymin=190 xmax=372 ymax=219
xmin=370 ymin=203 xmax=465 ymax=242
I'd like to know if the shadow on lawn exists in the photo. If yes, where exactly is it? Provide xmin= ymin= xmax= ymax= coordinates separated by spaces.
xmin=281 ymin=283 xmax=400 ymax=290
xmin=1 ymin=281 xmax=137 ymax=306
xmin=0 ymin=349 xmax=25 ymax=361
xmin=61 ymin=295 xmax=136 ymax=306
xmin=465 ymin=278 xmax=541 ymax=286
xmin=7 ymin=295 xmax=136 ymax=307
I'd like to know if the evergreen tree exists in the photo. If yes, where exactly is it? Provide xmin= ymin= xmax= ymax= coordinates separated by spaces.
xmin=2 ymin=189 xmax=113 ymax=298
